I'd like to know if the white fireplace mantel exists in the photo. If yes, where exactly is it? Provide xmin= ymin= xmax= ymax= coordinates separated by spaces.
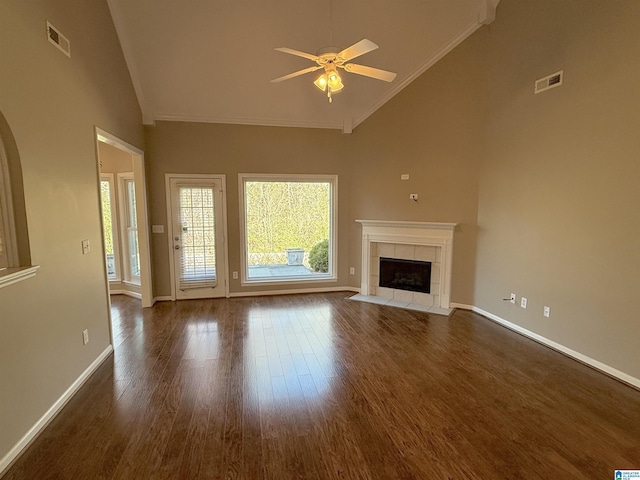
xmin=355 ymin=220 xmax=456 ymax=310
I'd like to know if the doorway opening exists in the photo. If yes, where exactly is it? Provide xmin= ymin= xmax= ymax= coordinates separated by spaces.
xmin=95 ymin=128 xmax=152 ymax=308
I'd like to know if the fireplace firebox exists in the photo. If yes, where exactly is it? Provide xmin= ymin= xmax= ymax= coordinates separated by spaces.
xmin=379 ymin=257 xmax=431 ymax=294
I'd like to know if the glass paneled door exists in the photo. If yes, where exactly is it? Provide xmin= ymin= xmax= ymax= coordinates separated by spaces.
xmin=168 ymin=176 xmax=227 ymax=299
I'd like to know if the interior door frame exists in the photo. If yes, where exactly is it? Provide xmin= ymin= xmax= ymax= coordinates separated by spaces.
xmin=95 ymin=128 xmax=153 ymax=311
xmin=165 ymin=173 xmax=229 ymax=300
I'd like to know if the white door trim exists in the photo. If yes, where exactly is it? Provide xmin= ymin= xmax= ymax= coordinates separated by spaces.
xmin=95 ymin=127 xmax=153 ymax=308
xmin=165 ymin=173 xmax=229 ymax=300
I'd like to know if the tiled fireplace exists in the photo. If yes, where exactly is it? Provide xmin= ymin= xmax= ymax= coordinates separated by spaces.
xmin=352 ymin=220 xmax=456 ymax=315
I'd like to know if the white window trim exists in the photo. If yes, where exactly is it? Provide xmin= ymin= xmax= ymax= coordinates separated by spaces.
xmin=100 ymin=174 xmax=121 ymax=282
xmin=117 ymin=172 xmax=140 ymax=286
xmin=238 ymin=173 xmax=338 ymax=286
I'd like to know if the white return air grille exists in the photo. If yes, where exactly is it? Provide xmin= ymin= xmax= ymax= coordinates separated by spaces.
xmin=535 ymin=70 xmax=563 ymax=94
xmin=46 ymin=21 xmax=70 ymax=57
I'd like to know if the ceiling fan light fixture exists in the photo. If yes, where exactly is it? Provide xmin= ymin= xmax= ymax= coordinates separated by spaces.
xmin=273 ymin=39 xmax=395 ymax=103
xmin=314 ymin=73 xmax=328 ymax=91
xmin=327 ymin=68 xmax=343 ymax=92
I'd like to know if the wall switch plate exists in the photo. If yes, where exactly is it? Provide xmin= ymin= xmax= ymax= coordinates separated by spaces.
xmin=232 ymin=271 xmax=238 ymax=280
xmin=349 ymin=267 xmax=355 ymax=275
xmin=543 ymin=306 xmax=550 ymax=318
xmin=82 ymin=329 xmax=89 ymax=345
xmin=81 ymin=239 xmax=90 ymax=254
xmin=409 ymin=193 xmax=418 ymax=201
xmin=152 ymin=225 xmax=164 ymax=234
xmin=520 ymin=297 xmax=527 ymax=309
xmin=401 ymin=174 xmax=409 ymax=180
xmin=510 ymin=293 xmax=516 ymax=304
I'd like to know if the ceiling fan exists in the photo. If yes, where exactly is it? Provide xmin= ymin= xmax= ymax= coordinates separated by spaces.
xmin=271 ymin=39 xmax=397 ymax=103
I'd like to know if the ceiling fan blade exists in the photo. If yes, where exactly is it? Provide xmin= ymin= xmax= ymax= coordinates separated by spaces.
xmin=271 ymin=65 xmax=323 ymax=83
xmin=338 ymin=39 xmax=378 ymax=62
xmin=274 ymin=47 xmax=319 ymax=62
xmin=344 ymin=63 xmax=397 ymax=82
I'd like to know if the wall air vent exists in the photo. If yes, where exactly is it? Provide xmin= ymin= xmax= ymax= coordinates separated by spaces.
xmin=46 ymin=21 xmax=70 ymax=57
xmin=535 ymin=70 xmax=563 ymax=94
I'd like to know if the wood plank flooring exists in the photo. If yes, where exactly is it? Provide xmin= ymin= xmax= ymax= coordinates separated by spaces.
xmin=4 ymin=292 xmax=640 ymax=479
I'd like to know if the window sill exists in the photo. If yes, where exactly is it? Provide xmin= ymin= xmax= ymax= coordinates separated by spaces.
xmin=0 ymin=265 xmax=40 ymax=289
xmin=241 ymin=274 xmax=337 ymax=287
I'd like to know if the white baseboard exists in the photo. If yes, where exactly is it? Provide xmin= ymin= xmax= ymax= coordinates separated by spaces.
xmin=468 ymin=305 xmax=640 ymax=390
xmin=0 ymin=345 xmax=114 ymax=475
xmin=450 ymin=302 xmax=473 ymax=310
xmin=152 ymin=296 xmax=172 ymax=303
xmin=228 ymin=286 xmax=360 ymax=298
xmin=109 ymin=290 xmax=142 ymax=300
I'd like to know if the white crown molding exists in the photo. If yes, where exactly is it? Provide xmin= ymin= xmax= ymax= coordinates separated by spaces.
xmin=153 ymin=113 xmax=342 ymax=130
xmin=479 ymin=0 xmax=501 ymax=25
xmin=353 ymin=19 xmax=483 ymax=130
xmin=106 ymin=0 xmax=154 ymax=125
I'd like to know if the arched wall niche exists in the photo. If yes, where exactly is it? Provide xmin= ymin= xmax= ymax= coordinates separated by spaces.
xmin=0 ymin=108 xmax=31 ymax=267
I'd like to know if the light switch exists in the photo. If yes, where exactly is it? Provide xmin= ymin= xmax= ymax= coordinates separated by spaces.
xmin=152 ymin=225 xmax=165 ymax=234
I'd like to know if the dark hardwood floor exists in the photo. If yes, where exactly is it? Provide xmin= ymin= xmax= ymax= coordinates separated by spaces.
xmin=4 ymin=292 xmax=639 ymax=479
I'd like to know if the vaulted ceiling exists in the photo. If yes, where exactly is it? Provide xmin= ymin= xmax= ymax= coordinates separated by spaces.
xmin=107 ymin=0 xmax=499 ymax=132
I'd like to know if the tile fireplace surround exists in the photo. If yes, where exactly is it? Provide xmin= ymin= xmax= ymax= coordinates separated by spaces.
xmin=352 ymin=220 xmax=456 ymax=315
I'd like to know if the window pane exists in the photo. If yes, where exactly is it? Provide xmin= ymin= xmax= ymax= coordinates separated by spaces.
xmin=244 ymin=179 xmax=332 ymax=280
xmin=178 ymin=186 xmax=216 ymax=289
xmin=123 ymin=177 xmax=140 ymax=282
xmin=126 ymin=180 xmax=137 ymax=228
xmin=128 ymin=228 xmax=140 ymax=277
xmin=100 ymin=180 xmax=116 ymax=279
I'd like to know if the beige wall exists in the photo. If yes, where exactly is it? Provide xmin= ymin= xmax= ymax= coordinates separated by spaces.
xmin=145 ymin=122 xmax=352 ymax=297
xmin=473 ymin=1 xmax=640 ymax=379
xmin=0 ymin=0 xmax=142 ymax=464
xmin=347 ymin=28 xmax=486 ymax=304
xmin=98 ymin=141 xmax=133 ymax=174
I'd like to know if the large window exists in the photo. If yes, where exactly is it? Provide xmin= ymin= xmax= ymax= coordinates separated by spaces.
xmin=100 ymin=174 xmax=120 ymax=281
xmin=118 ymin=173 xmax=140 ymax=285
xmin=239 ymin=174 xmax=337 ymax=284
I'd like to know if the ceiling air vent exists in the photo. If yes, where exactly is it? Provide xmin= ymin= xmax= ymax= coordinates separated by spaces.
xmin=535 ymin=70 xmax=563 ymax=94
xmin=46 ymin=21 xmax=70 ymax=57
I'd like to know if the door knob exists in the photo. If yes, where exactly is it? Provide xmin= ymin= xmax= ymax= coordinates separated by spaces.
xmin=174 ymin=245 xmax=180 ymax=250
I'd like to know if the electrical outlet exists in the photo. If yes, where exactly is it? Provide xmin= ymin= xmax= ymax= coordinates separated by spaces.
xmin=82 ymin=329 xmax=89 ymax=345
xmin=520 ymin=297 xmax=527 ymax=309
xmin=510 ymin=293 xmax=516 ymax=304
xmin=81 ymin=239 xmax=90 ymax=255
xmin=232 ymin=271 xmax=238 ymax=280
xmin=543 ymin=306 xmax=550 ymax=318
xmin=409 ymin=193 xmax=418 ymax=201
xmin=349 ymin=267 xmax=355 ymax=275
xmin=401 ymin=174 xmax=409 ymax=180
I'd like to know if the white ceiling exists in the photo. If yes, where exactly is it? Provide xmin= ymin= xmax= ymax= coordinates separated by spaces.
xmin=107 ymin=0 xmax=499 ymax=131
